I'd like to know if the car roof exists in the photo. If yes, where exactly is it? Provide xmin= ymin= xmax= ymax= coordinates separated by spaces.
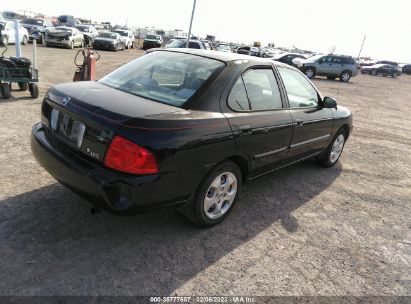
xmin=150 ymin=48 xmax=292 ymax=67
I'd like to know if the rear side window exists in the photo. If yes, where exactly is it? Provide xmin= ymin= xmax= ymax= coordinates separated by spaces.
xmin=228 ymin=68 xmax=283 ymax=111
xmin=189 ymin=42 xmax=201 ymax=49
xmin=277 ymin=67 xmax=318 ymax=108
xmin=341 ymin=57 xmax=354 ymax=64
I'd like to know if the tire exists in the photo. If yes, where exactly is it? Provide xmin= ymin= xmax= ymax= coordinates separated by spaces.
xmin=70 ymin=41 xmax=74 ymax=49
xmin=39 ymin=34 xmax=45 ymax=45
xmin=316 ymin=129 xmax=347 ymax=167
xmin=131 ymin=41 xmax=134 ymax=49
xmin=1 ymin=83 xmax=11 ymax=99
xmin=1 ymin=35 xmax=8 ymax=46
xmin=22 ymin=35 xmax=28 ymax=45
xmin=340 ymin=71 xmax=351 ymax=82
xmin=304 ymin=67 xmax=316 ymax=79
xmin=392 ymin=72 xmax=398 ymax=78
xmin=18 ymin=82 xmax=28 ymax=91
xmin=185 ymin=161 xmax=242 ymax=226
xmin=29 ymin=83 xmax=39 ymax=98
xmin=115 ymin=44 xmax=119 ymax=52
xmin=371 ymin=69 xmax=377 ymax=76
xmin=327 ymin=76 xmax=336 ymax=80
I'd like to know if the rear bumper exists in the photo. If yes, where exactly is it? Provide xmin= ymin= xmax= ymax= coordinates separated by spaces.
xmin=45 ymin=39 xmax=71 ymax=47
xmin=31 ymin=123 xmax=199 ymax=214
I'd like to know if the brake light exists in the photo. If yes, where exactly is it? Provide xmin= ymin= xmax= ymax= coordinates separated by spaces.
xmin=104 ymin=136 xmax=158 ymax=175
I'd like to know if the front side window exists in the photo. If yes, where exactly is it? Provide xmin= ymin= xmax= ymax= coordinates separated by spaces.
xmin=99 ymin=51 xmax=225 ymax=107
xmin=277 ymin=67 xmax=319 ymax=108
xmin=227 ymin=68 xmax=283 ymax=111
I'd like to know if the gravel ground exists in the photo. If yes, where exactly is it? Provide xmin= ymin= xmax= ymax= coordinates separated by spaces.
xmin=0 ymin=44 xmax=410 ymax=296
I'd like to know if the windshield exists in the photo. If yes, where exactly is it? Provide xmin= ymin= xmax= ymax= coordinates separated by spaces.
xmin=114 ymin=31 xmax=128 ymax=36
xmin=76 ymin=26 xmax=90 ymax=32
xmin=146 ymin=35 xmax=159 ymax=40
xmin=99 ymin=51 xmax=225 ymax=107
xmin=166 ymin=40 xmax=185 ymax=48
xmin=22 ymin=19 xmax=43 ymax=25
xmin=307 ymin=54 xmax=323 ymax=61
xmin=99 ymin=32 xmax=117 ymax=39
xmin=218 ymin=45 xmax=230 ymax=50
xmin=55 ymin=27 xmax=72 ymax=33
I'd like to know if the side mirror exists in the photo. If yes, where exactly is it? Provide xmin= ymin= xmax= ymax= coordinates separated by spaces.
xmin=322 ymin=97 xmax=337 ymax=108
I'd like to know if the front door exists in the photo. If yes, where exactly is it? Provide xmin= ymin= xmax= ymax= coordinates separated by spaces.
xmin=277 ymin=66 xmax=334 ymax=162
xmin=222 ymin=67 xmax=293 ymax=177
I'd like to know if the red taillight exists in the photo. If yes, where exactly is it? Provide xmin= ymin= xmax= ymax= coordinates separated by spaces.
xmin=104 ymin=136 xmax=158 ymax=175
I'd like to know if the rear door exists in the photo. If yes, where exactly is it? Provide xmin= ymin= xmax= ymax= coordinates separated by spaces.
xmin=222 ymin=66 xmax=293 ymax=177
xmin=277 ymin=67 xmax=334 ymax=162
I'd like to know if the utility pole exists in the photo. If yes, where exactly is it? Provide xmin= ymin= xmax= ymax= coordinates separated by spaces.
xmin=186 ymin=0 xmax=197 ymax=48
xmin=357 ymin=35 xmax=366 ymax=60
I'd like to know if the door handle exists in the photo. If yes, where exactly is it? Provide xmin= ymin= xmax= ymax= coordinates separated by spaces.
xmin=238 ymin=125 xmax=253 ymax=134
xmin=295 ymin=119 xmax=304 ymax=127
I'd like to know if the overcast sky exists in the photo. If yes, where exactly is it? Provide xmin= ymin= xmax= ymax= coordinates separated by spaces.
xmin=3 ymin=0 xmax=411 ymax=62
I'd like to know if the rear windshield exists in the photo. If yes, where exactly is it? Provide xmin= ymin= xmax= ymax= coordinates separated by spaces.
xmin=99 ymin=51 xmax=225 ymax=107
xmin=99 ymin=32 xmax=117 ymax=39
xmin=146 ymin=35 xmax=159 ymax=40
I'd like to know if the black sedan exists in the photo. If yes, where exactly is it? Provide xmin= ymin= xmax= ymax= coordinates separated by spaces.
xmin=361 ymin=64 xmax=401 ymax=77
xmin=93 ymin=32 xmax=125 ymax=51
xmin=273 ymin=53 xmax=306 ymax=67
xmin=31 ymin=50 xmax=352 ymax=226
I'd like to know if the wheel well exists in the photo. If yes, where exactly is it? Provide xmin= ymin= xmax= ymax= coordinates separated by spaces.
xmin=226 ymin=155 xmax=249 ymax=183
xmin=340 ymin=124 xmax=350 ymax=139
xmin=342 ymin=70 xmax=352 ymax=76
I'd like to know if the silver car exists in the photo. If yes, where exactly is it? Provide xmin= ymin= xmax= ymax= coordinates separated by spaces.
xmin=297 ymin=54 xmax=359 ymax=82
xmin=45 ymin=26 xmax=84 ymax=49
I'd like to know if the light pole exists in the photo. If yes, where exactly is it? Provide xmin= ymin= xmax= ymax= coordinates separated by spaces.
xmin=186 ymin=0 xmax=197 ymax=48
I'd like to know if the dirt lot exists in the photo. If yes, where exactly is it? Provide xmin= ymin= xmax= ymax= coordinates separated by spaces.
xmin=0 ymin=44 xmax=410 ymax=296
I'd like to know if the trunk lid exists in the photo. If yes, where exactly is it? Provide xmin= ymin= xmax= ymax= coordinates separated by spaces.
xmin=42 ymin=81 xmax=183 ymax=163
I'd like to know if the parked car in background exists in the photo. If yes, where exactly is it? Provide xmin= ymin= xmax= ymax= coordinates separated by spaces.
xmin=217 ymin=44 xmax=231 ymax=52
xmin=75 ymin=25 xmax=99 ymax=47
xmin=400 ymin=64 xmax=411 ymax=75
xmin=113 ymin=29 xmax=135 ymax=49
xmin=236 ymin=46 xmax=251 ymax=55
xmin=0 ymin=21 xmax=29 ymax=46
xmin=45 ymin=26 xmax=84 ymax=49
xmin=165 ymin=39 xmax=206 ymax=49
xmin=143 ymin=34 xmax=163 ymax=50
xmin=93 ymin=32 xmax=125 ymax=51
xmin=21 ymin=18 xmax=53 ymax=44
xmin=273 ymin=53 xmax=306 ymax=67
xmin=376 ymin=60 xmax=398 ymax=67
xmin=249 ymin=47 xmax=261 ymax=57
xmin=296 ymin=54 xmax=358 ymax=82
xmin=31 ymin=49 xmax=352 ymax=226
xmin=57 ymin=15 xmax=81 ymax=27
xmin=201 ymin=40 xmax=212 ymax=50
xmin=361 ymin=64 xmax=401 ymax=77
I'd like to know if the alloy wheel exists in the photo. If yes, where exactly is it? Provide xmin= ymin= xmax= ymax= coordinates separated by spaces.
xmin=203 ymin=172 xmax=237 ymax=220
xmin=330 ymin=134 xmax=345 ymax=164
